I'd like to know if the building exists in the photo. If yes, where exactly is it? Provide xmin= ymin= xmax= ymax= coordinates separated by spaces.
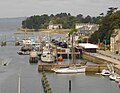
xmin=77 ymin=43 xmax=98 ymax=53
xmin=48 ymin=21 xmax=62 ymax=30
xmin=75 ymin=23 xmax=99 ymax=37
xmin=110 ymin=29 xmax=120 ymax=54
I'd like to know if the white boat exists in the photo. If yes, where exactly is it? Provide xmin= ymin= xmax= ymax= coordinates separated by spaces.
xmin=115 ymin=77 xmax=120 ymax=83
xmin=41 ymin=53 xmax=55 ymax=63
xmin=53 ymin=66 xmax=86 ymax=74
xmin=1 ymin=58 xmax=11 ymax=66
xmin=41 ymin=48 xmax=56 ymax=63
xmin=41 ymin=40 xmax=56 ymax=63
xmin=109 ymin=74 xmax=117 ymax=80
xmin=101 ymin=69 xmax=111 ymax=76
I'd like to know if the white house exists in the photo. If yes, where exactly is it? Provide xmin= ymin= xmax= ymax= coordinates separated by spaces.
xmin=75 ymin=23 xmax=99 ymax=30
xmin=48 ymin=21 xmax=62 ymax=30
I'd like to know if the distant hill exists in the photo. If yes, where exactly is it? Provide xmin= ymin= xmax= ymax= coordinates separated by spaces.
xmin=0 ymin=17 xmax=25 ymax=31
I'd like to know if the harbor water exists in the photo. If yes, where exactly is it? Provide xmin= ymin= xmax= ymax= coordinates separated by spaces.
xmin=0 ymin=19 xmax=120 ymax=93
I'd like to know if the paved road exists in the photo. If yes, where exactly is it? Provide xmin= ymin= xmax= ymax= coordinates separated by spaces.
xmin=97 ymin=50 xmax=120 ymax=61
xmin=87 ymin=50 xmax=120 ymax=71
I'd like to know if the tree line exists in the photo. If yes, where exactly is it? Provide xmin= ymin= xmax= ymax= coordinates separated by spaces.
xmin=22 ymin=7 xmax=120 ymax=44
xmin=89 ymin=7 xmax=120 ymax=44
xmin=22 ymin=13 xmax=100 ymax=30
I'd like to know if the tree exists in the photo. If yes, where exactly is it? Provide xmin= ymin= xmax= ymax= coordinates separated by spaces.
xmin=89 ymin=10 xmax=120 ymax=44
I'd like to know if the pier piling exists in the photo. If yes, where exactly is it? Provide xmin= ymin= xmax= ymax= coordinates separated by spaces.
xmin=69 ymin=80 xmax=71 ymax=91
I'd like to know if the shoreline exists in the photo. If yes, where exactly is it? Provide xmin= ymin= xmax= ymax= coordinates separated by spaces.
xmin=17 ymin=28 xmax=70 ymax=34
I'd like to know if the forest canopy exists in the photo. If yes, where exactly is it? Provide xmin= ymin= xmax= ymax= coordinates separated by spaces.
xmin=22 ymin=13 xmax=100 ymax=30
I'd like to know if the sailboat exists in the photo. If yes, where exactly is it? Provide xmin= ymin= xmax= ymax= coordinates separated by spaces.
xmin=52 ymin=33 xmax=86 ymax=74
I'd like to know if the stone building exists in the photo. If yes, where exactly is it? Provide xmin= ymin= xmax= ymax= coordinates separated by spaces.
xmin=48 ymin=21 xmax=62 ymax=30
xmin=110 ymin=29 xmax=120 ymax=54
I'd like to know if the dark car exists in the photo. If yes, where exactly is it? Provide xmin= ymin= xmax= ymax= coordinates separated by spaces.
xmin=60 ymin=42 xmax=68 ymax=48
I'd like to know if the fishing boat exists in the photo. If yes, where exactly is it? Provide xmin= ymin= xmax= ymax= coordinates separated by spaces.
xmin=41 ymin=47 xmax=56 ymax=63
xmin=41 ymin=37 xmax=56 ymax=63
xmin=41 ymin=52 xmax=55 ymax=63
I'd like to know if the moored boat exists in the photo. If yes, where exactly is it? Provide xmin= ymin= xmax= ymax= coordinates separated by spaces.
xmin=101 ymin=69 xmax=111 ymax=76
xmin=29 ymin=50 xmax=38 ymax=63
xmin=109 ymin=74 xmax=117 ymax=80
xmin=53 ymin=66 xmax=86 ymax=74
xmin=41 ymin=52 xmax=55 ymax=63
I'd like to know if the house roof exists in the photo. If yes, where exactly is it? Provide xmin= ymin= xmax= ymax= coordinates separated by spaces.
xmin=78 ymin=43 xmax=98 ymax=49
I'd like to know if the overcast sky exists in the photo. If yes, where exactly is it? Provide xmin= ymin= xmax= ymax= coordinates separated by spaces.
xmin=0 ymin=0 xmax=120 ymax=18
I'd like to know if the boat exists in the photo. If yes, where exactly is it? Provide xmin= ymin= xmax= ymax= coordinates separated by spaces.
xmin=1 ymin=58 xmax=11 ymax=66
xmin=29 ymin=50 xmax=38 ymax=63
xmin=41 ymin=52 xmax=55 ymax=63
xmin=101 ymin=69 xmax=111 ymax=76
xmin=115 ymin=77 xmax=120 ymax=83
xmin=53 ymin=66 xmax=86 ymax=74
xmin=109 ymin=74 xmax=117 ymax=80
xmin=17 ymin=50 xmax=30 ymax=55
xmin=41 ymin=47 xmax=55 ymax=63
xmin=40 ymin=40 xmax=56 ymax=63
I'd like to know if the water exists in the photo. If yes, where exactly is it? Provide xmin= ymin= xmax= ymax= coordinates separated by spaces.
xmin=0 ymin=18 xmax=120 ymax=93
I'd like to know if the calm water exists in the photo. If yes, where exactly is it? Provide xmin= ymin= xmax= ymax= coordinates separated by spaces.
xmin=0 ymin=19 xmax=120 ymax=93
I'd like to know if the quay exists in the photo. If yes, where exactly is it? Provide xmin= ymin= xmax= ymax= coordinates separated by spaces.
xmin=38 ymin=51 xmax=120 ymax=75
xmin=38 ymin=63 xmax=107 ymax=73
xmin=82 ymin=52 xmax=120 ymax=75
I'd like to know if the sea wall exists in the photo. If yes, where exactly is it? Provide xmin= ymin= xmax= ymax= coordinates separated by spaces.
xmin=82 ymin=52 xmax=106 ymax=64
xmin=82 ymin=52 xmax=120 ymax=75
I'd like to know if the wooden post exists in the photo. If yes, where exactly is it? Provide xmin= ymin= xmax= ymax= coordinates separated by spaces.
xmin=69 ymin=80 xmax=71 ymax=91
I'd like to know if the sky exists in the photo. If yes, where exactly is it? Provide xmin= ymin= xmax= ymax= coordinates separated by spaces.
xmin=0 ymin=0 xmax=120 ymax=18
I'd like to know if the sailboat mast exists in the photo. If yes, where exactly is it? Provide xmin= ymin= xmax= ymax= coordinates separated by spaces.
xmin=24 ymin=17 xmax=27 ymax=47
xmin=71 ymin=33 xmax=75 ymax=65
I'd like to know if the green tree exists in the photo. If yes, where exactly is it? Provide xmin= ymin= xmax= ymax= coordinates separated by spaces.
xmin=89 ymin=10 xmax=120 ymax=44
